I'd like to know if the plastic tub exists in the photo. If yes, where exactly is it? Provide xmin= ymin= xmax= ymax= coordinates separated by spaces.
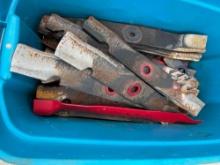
xmin=0 ymin=0 xmax=220 ymax=164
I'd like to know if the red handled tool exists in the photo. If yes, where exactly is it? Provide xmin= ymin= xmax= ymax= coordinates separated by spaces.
xmin=33 ymin=99 xmax=201 ymax=124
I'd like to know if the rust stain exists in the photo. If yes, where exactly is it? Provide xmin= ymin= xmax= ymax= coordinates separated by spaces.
xmin=42 ymin=36 xmax=58 ymax=50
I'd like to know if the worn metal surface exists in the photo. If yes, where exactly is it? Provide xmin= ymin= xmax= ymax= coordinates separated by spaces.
xmin=162 ymin=66 xmax=199 ymax=96
xmin=39 ymin=14 xmax=85 ymax=40
xmin=163 ymin=58 xmax=188 ymax=70
xmin=100 ymin=20 xmax=207 ymax=53
xmin=163 ymin=58 xmax=196 ymax=77
xmin=39 ymin=15 xmax=206 ymax=61
xmin=138 ymin=46 xmax=203 ymax=61
xmin=83 ymin=17 xmax=205 ymax=116
xmin=70 ymin=17 xmax=206 ymax=61
xmin=10 ymin=44 xmax=134 ymax=106
xmin=36 ymin=85 xmax=133 ymax=106
xmin=38 ymin=14 xmax=107 ymax=52
xmin=70 ymin=18 xmax=207 ymax=52
xmin=149 ymin=57 xmax=199 ymax=95
xmin=55 ymin=32 xmax=180 ymax=111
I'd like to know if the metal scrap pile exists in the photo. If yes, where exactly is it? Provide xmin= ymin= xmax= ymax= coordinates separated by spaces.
xmin=10 ymin=14 xmax=207 ymax=124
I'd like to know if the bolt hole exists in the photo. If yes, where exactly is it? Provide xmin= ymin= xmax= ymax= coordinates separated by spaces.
xmin=143 ymin=65 xmax=151 ymax=75
xmin=129 ymin=32 xmax=136 ymax=37
xmin=127 ymin=83 xmax=141 ymax=96
xmin=104 ymin=86 xmax=116 ymax=96
xmin=107 ymin=87 xmax=114 ymax=93
xmin=130 ymin=86 xmax=139 ymax=93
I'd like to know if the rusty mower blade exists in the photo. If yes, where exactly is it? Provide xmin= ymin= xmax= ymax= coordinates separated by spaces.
xmin=55 ymin=32 xmax=180 ymax=112
xmin=83 ymin=17 xmax=205 ymax=116
xmin=10 ymin=44 xmax=134 ymax=106
xmin=36 ymin=85 xmax=133 ymax=106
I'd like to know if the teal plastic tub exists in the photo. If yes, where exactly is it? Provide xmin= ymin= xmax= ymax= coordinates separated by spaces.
xmin=0 ymin=0 xmax=220 ymax=164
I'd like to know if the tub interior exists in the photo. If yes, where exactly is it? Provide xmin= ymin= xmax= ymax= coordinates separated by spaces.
xmin=0 ymin=0 xmax=220 ymax=160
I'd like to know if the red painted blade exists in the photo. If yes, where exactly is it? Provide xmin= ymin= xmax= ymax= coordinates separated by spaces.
xmin=33 ymin=99 xmax=201 ymax=124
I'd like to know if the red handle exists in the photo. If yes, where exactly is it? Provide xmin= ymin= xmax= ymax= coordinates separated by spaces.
xmin=33 ymin=99 xmax=201 ymax=124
